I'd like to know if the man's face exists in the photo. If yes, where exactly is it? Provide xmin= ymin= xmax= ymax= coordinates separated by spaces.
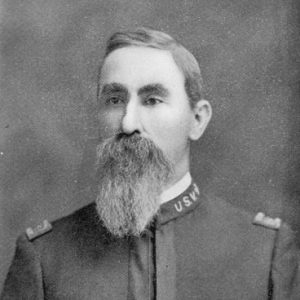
xmin=98 ymin=46 xmax=195 ymax=182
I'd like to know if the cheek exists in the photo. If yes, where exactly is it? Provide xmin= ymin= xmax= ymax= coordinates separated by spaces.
xmin=98 ymin=110 xmax=123 ymax=138
xmin=147 ymin=109 xmax=191 ymax=146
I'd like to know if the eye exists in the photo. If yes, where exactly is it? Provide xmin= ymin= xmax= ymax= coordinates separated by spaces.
xmin=144 ymin=97 xmax=163 ymax=106
xmin=105 ymin=96 xmax=124 ymax=105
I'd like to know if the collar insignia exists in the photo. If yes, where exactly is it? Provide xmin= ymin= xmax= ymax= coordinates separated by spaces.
xmin=173 ymin=183 xmax=200 ymax=213
xmin=157 ymin=181 xmax=201 ymax=226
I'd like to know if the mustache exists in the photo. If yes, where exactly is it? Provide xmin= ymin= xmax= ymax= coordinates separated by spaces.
xmin=95 ymin=133 xmax=171 ymax=178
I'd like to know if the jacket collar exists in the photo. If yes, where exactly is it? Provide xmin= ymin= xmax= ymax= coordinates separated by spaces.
xmin=156 ymin=179 xmax=202 ymax=226
xmin=160 ymin=172 xmax=192 ymax=204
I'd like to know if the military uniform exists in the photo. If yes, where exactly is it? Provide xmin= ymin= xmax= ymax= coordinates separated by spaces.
xmin=2 ymin=180 xmax=300 ymax=299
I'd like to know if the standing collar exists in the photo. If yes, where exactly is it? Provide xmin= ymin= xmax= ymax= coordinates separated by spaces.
xmin=160 ymin=172 xmax=192 ymax=204
xmin=156 ymin=178 xmax=202 ymax=226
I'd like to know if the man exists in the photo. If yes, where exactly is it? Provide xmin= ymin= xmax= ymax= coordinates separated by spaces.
xmin=1 ymin=28 xmax=300 ymax=299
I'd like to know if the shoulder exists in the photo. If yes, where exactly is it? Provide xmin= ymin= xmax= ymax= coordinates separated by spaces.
xmin=205 ymin=192 xmax=281 ymax=229
xmin=20 ymin=202 xmax=108 ymax=251
xmin=200 ymin=192 xmax=292 ymax=247
xmin=201 ymin=194 xmax=300 ymax=297
xmin=200 ymin=192 xmax=299 ymax=263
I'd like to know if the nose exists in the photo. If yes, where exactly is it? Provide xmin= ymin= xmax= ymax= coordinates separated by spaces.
xmin=121 ymin=99 xmax=142 ymax=135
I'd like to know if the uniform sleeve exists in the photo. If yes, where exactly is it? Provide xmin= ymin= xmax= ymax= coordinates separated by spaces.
xmin=271 ymin=222 xmax=300 ymax=300
xmin=1 ymin=234 xmax=44 ymax=300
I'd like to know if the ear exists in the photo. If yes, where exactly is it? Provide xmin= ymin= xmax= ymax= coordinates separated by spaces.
xmin=189 ymin=100 xmax=212 ymax=141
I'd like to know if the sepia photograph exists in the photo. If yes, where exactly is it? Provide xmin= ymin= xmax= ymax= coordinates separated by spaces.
xmin=0 ymin=0 xmax=299 ymax=299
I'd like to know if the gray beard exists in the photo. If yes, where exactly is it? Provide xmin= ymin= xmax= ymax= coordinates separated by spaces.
xmin=95 ymin=133 xmax=173 ymax=237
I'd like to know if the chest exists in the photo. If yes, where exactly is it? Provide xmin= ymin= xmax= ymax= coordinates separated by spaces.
xmin=43 ymin=219 xmax=274 ymax=300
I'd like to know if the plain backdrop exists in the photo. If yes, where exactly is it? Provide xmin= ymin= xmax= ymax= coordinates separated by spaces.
xmin=0 ymin=0 xmax=299 ymax=290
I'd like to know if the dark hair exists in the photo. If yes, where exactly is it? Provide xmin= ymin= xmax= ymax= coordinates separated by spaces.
xmin=99 ymin=27 xmax=203 ymax=107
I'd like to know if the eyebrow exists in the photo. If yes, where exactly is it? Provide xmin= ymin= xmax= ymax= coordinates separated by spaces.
xmin=100 ymin=83 xmax=128 ymax=96
xmin=99 ymin=82 xmax=169 ymax=99
xmin=138 ymin=84 xmax=169 ymax=98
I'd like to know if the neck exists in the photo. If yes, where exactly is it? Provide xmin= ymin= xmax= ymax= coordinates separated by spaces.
xmin=165 ymin=150 xmax=190 ymax=190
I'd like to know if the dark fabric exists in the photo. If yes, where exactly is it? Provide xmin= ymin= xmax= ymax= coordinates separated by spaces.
xmin=271 ymin=222 xmax=300 ymax=299
xmin=155 ymin=221 xmax=176 ymax=300
xmin=128 ymin=232 xmax=155 ymax=300
xmin=0 ymin=235 xmax=44 ymax=300
xmin=2 ymin=181 xmax=300 ymax=299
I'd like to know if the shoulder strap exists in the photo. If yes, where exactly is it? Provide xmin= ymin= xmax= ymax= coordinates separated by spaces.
xmin=26 ymin=220 xmax=52 ymax=241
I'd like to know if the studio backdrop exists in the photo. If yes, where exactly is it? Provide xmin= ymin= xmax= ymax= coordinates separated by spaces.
xmin=0 ymin=0 xmax=299 ymax=290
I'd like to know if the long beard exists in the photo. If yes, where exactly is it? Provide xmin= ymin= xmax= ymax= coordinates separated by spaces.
xmin=95 ymin=133 xmax=173 ymax=237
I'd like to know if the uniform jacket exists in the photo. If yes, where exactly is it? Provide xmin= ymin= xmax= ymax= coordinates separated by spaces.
xmin=2 ymin=180 xmax=300 ymax=299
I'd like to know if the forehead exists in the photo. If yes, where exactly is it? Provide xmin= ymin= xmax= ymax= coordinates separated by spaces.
xmin=100 ymin=47 xmax=185 ymax=90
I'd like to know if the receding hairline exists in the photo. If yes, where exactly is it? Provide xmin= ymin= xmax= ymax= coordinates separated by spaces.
xmin=98 ymin=45 xmax=185 ymax=87
xmin=104 ymin=27 xmax=180 ymax=56
xmin=103 ymin=44 xmax=176 ymax=63
xmin=103 ymin=28 xmax=200 ymax=71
